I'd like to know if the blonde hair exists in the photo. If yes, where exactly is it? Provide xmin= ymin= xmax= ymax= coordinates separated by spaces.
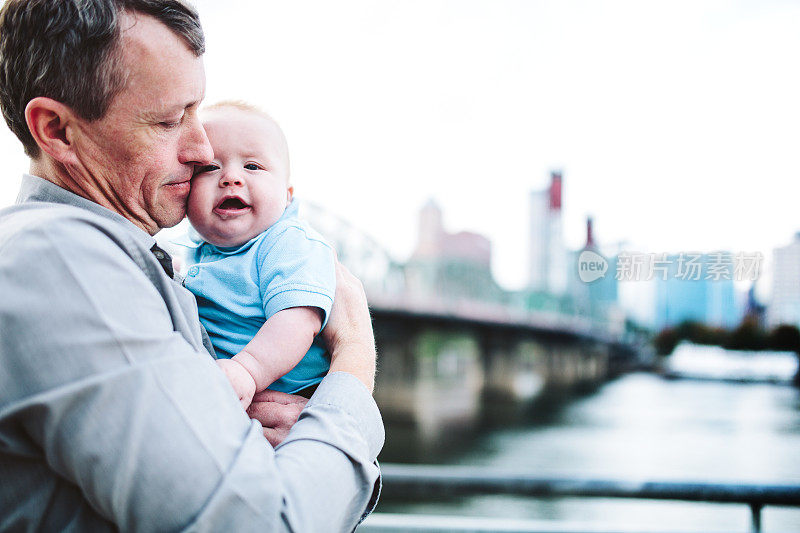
xmin=204 ymin=99 xmax=271 ymax=119
xmin=202 ymin=100 xmax=291 ymax=180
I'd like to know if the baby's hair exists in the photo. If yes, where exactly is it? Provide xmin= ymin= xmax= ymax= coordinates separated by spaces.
xmin=203 ymin=99 xmax=272 ymax=120
xmin=202 ymin=100 xmax=291 ymax=180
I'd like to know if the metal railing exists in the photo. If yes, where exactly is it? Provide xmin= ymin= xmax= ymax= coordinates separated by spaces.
xmin=366 ymin=463 xmax=800 ymax=533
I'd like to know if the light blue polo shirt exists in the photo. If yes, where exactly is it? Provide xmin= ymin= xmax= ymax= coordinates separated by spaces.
xmin=176 ymin=200 xmax=335 ymax=394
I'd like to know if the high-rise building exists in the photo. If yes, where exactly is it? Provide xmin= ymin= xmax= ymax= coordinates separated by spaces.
xmin=583 ymin=217 xmax=618 ymax=306
xmin=768 ymin=233 xmax=800 ymax=328
xmin=653 ymin=253 xmax=738 ymax=330
xmin=567 ymin=217 xmax=619 ymax=319
xmin=528 ymin=171 xmax=567 ymax=295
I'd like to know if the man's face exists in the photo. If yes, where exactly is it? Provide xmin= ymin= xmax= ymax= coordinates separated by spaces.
xmin=69 ymin=13 xmax=212 ymax=234
xmin=186 ymin=108 xmax=292 ymax=248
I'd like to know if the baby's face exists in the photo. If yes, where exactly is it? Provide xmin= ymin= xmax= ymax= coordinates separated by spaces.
xmin=187 ymin=108 xmax=292 ymax=247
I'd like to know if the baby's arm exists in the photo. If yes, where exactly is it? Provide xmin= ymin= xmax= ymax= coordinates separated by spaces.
xmin=217 ymin=306 xmax=322 ymax=409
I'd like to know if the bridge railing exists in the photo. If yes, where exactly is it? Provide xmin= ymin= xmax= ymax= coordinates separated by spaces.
xmin=362 ymin=463 xmax=800 ymax=533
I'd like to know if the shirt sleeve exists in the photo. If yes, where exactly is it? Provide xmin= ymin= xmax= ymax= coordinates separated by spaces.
xmin=0 ymin=217 xmax=382 ymax=532
xmin=257 ymin=225 xmax=336 ymax=329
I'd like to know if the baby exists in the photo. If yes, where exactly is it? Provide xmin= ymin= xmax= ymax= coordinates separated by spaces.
xmin=180 ymin=101 xmax=335 ymax=408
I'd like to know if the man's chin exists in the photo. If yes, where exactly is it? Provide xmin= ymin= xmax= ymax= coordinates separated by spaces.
xmin=155 ymin=203 xmax=187 ymax=230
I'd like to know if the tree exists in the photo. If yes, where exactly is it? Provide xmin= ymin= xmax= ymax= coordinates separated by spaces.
xmin=653 ymin=328 xmax=679 ymax=356
xmin=768 ymin=324 xmax=800 ymax=353
xmin=724 ymin=317 xmax=767 ymax=351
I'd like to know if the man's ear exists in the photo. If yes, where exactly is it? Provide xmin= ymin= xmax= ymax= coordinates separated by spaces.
xmin=25 ymin=97 xmax=80 ymax=165
xmin=287 ymin=185 xmax=294 ymax=202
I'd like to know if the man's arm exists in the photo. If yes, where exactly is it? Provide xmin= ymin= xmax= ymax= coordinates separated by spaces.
xmin=219 ymin=306 xmax=322 ymax=408
xmin=0 ymin=217 xmax=382 ymax=531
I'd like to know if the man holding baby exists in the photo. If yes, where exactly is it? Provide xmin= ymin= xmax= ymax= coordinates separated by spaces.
xmin=0 ymin=0 xmax=382 ymax=531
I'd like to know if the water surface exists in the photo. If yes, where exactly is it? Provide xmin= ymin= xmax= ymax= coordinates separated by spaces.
xmin=379 ymin=369 xmax=800 ymax=531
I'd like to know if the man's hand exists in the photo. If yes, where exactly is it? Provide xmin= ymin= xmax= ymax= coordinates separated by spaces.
xmin=216 ymin=358 xmax=257 ymax=410
xmin=247 ymin=389 xmax=308 ymax=446
xmin=322 ymin=262 xmax=377 ymax=393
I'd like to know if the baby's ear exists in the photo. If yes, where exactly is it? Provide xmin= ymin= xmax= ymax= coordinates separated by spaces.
xmin=287 ymin=186 xmax=294 ymax=202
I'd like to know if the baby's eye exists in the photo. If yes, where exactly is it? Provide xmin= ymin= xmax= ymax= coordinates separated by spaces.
xmin=244 ymin=163 xmax=260 ymax=171
xmin=194 ymin=163 xmax=219 ymax=175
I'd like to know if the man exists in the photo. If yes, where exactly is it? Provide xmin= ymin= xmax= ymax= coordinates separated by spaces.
xmin=0 ymin=1 xmax=382 ymax=531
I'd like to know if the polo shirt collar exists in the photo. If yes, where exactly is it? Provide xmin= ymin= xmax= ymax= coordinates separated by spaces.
xmin=16 ymin=174 xmax=156 ymax=250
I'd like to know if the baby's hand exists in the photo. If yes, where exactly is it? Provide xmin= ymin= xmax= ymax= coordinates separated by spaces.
xmin=216 ymin=358 xmax=257 ymax=410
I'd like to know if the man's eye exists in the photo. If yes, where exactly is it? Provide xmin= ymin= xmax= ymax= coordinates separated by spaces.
xmin=244 ymin=163 xmax=260 ymax=171
xmin=159 ymin=114 xmax=184 ymax=129
xmin=194 ymin=164 xmax=219 ymax=175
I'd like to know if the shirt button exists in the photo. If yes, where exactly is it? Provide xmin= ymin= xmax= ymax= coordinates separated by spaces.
xmin=188 ymin=266 xmax=199 ymax=277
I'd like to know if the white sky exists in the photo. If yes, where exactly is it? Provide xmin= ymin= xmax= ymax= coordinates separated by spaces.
xmin=1 ymin=0 xmax=799 ymax=301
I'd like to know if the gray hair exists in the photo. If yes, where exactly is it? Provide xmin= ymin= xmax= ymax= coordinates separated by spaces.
xmin=0 ymin=0 xmax=205 ymax=157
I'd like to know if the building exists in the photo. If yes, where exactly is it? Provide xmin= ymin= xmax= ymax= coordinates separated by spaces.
xmin=584 ymin=217 xmax=618 ymax=306
xmin=768 ymin=233 xmax=800 ymax=329
xmin=414 ymin=200 xmax=491 ymax=269
xmin=744 ymin=284 xmax=766 ymax=328
xmin=406 ymin=199 xmax=504 ymax=303
xmin=564 ymin=217 xmax=622 ymax=335
xmin=653 ymin=253 xmax=738 ymax=330
xmin=528 ymin=171 xmax=567 ymax=295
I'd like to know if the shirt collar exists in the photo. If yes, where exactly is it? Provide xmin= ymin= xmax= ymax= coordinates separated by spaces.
xmin=16 ymin=174 xmax=156 ymax=250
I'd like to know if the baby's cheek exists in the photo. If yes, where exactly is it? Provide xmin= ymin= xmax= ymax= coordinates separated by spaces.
xmin=185 ymin=182 xmax=208 ymax=221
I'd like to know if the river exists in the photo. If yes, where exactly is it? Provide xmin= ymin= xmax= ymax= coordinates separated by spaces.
xmin=377 ymin=364 xmax=800 ymax=531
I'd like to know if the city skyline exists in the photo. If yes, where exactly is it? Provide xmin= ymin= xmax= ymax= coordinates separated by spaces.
xmin=0 ymin=0 xmax=798 ymax=296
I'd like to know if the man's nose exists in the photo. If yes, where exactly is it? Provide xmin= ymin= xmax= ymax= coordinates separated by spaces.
xmin=179 ymin=113 xmax=213 ymax=166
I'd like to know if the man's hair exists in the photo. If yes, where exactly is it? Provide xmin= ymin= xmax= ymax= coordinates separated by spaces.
xmin=0 ymin=0 xmax=205 ymax=157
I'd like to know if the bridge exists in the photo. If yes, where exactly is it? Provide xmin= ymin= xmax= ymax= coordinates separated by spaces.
xmin=301 ymin=202 xmax=645 ymax=446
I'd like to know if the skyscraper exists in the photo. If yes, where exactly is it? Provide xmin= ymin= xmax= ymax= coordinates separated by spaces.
xmin=528 ymin=171 xmax=567 ymax=295
xmin=653 ymin=253 xmax=738 ymax=330
xmin=567 ymin=217 xmax=619 ymax=319
xmin=769 ymin=233 xmax=800 ymax=329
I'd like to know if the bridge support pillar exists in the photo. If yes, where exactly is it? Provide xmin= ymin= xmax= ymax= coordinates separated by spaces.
xmin=374 ymin=323 xmax=483 ymax=449
xmin=541 ymin=341 xmax=609 ymax=390
xmin=481 ymin=334 xmax=546 ymax=404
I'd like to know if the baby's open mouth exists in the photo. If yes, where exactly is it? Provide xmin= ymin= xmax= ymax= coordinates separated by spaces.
xmin=214 ymin=196 xmax=251 ymax=216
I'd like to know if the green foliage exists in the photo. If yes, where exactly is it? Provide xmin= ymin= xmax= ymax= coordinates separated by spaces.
xmin=651 ymin=319 xmax=800 ymax=355
xmin=724 ymin=317 xmax=768 ymax=351
xmin=653 ymin=328 xmax=679 ymax=356
xmin=769 ymin=324 xmax=800 ymax=353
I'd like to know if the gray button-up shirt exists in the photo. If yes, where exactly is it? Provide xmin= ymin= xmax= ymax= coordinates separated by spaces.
xmin=0 ymin=175 xmax=383 ymax=532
